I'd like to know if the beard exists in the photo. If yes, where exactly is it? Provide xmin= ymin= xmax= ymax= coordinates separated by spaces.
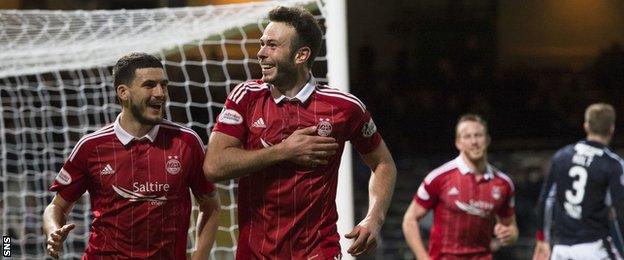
xmin=262 ymin=54 xmax=298 ymax=87
xmin=129 ymin=100 xmax=163 ymax=126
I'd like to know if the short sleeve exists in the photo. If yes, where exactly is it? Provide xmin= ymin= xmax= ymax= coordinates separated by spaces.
xmin=413 ymin=175 xmax=442 ymax=210
xmin=348 ymin=108 xmax=381 ymax=155
xmin=608 ymin=158 xmax=624 ymax=209
xmin=496 ymin=180 xmax=516 ymax=218
xmin=188 ymin=136 xmax=215 ymax=196
xmin=49 ymin=146 xmax=90 ymax=202
xmin=212 ymin=83 xmax=249 ymax=141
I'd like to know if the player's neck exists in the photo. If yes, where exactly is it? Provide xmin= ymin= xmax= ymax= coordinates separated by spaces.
xmin=461 ymin=153 xmax=488 ymax=175
xmin=119 ymin=111 xmax=155 ymax=138
xmin=272 ymin=69 xmax=310 ymax=98
xmin=586 ymin=134 xmax=611 ymax=146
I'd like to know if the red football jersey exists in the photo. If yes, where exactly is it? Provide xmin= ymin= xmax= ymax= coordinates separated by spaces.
xmin=414 ymin=156 xmax=515 ymax=260
xmin=50 ymin=115 xmax=214 ymax=259
xmin=213 ymin=79 xmax=381 ymax=259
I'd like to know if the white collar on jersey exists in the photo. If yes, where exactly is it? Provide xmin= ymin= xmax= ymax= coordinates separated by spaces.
xmin=113 ymin=113 xmax=160 ymax=145
xmin=272 ymin=74 xmax=316 ymax=104
xmin=454 ymin=155 xmax=494 ymax=180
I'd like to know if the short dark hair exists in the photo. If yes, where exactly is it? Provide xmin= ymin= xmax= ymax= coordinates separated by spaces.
xmin=585 ymin=103 xmax=615 ymax=136
xmin=268 ymin=6 xmax=322 ymax=68
xmin=455 ymin=114 xmax=488 ymax=138
xmin=112 ymin=52 xmax=163 ymax=88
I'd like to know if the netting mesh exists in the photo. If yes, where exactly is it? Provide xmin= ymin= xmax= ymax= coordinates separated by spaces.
xmin=0 ymin=0 xmax=328 ymax=259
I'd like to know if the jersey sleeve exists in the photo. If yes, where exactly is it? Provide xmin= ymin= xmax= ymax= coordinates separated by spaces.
xmin=187 ymin=134 xmax=215 ymax=197
xmin=496 ymin=178 xmax=516 ymax=218
xmin=608 ymin=156 xmax=624 ymax=245
xmin=348 ymin=106 xmax=382 ymax=155
xmin=212 ymin=83 xmax=249 ymax=141
xmin=413 ymin=173 xmax=442 ymax=210
xmin=535 ymin=157 xmax=558 ymax=242
xmin=49 ymin=143 xmax=91 ymax=202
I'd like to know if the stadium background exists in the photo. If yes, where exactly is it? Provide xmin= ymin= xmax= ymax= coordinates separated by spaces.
xmin=1 ymin=0 xmax=624 ymax=259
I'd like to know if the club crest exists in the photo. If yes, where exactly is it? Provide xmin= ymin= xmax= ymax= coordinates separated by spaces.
xmin=166 ymin=155 xmax=181 ymax=175
xmin=492 ymin=186 xmax=501 ymax=200
xmin=317 ymin=118 xmax=333 ymax=137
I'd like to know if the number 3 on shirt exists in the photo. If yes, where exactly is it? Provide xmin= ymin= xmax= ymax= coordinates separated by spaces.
xmin=564 ymin=165 xmax=587 ymax=219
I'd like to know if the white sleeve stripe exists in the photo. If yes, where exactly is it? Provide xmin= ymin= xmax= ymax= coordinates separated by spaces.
xmin=315 ymin=91 xmax=366 ymax=112
xmin=228 ymin=82 xmax=260 ymax=100
xmin=230 ymin=84 xmax=251 ymax=101
xmin=544 ymin=184 xmax=557 ymax=242
xmin=159 ymin=124 xmax=206 ymax=151
xmin=424 ymin=160 xmax=457 ymax=184
xmin=417 ymin=184 xmax=430 ymax=200
xmin=68 ymin=129 xmax=115 ymax=161
xmin=234 ymin=86 xmax=267 ymax=104
xmin=317 ymin=87 xmax=364 ymax=105
xmin=229 ymin=83 xmax=266 ymax=103
xmin=67 ymin=125 xmax=114 ymax=160
xmin=495 ymin=172 xmax=515 ymax=191
xmin=316 ymin=87 xmax=366 ymax=110
xmin=604 ymin=149 xmax=624 ymax=176
xmin=228 ymin=83 xmax=246 ymax=100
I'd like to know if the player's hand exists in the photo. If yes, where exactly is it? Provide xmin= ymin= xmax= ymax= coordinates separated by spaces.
xmin=532 ymin=240 xmax=551 ymax=260
xmin=344 ymin=218 xmax=381 ymax=256
xmin=493 ymin=222 xmax=516 ymax=246
xmin=280 ymin=126 xmax=338 ymax=167
xmin=46 ymin=223 xmax=75 ymax=259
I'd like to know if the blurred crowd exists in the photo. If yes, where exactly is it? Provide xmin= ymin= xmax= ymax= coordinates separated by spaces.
xmin=351 ymin=38 xmax=624 ymax=155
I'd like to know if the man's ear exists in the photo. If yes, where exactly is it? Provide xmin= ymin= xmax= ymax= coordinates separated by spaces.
xmin=294 ymin=46 xmax=311 ymax=65
xmin=117 ymin=84 xmax=129 ymax=102
xmin=583 ymin=122 xmax=590 ymax=134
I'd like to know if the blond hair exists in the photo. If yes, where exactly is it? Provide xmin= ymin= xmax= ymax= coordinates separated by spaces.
xmin=585 ymin=103 xmax=615 ymax=136
xmin=455 ymin=114 xmax=488 ymax=138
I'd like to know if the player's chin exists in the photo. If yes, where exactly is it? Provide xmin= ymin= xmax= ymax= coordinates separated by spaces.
xmin=261 ymin=74 xmax=275 ymax=84
xmin=261 ymin=69 xmax=279 ymax=81
xmin=468 ymin=151 xmax=485 ymax=161
xmin=143 ymin=113 xmax=163 ymax=124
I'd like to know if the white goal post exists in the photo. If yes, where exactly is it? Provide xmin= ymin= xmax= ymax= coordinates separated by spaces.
xmin=0 ymin=0 xmax=355 ymax=259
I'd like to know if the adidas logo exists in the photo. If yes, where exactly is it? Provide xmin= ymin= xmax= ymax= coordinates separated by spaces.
xmin=448 ymin=187 xmax=459 ymax=196
xmin=100 ymin=164 xmax=115 ymax=175
xmin=252 ymin=118 xmax=266 ymax=128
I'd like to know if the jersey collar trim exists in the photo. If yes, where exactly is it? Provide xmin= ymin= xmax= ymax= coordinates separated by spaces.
xmin=272 ymin=74 xmax=316 ymax=104
xmin=454 ymin=155 xmax=494 ymax=180
xmin=113 ymin=114 xmax=160 ymax=145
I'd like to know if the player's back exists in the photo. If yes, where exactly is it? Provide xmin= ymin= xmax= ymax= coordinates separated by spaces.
xmin=548 ymin=140 xmax=623 ymax=244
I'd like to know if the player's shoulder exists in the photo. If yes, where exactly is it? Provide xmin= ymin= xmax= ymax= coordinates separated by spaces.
xmin=227 ymin=80 xmax=270 ymax=105
xmin=68 ymin=124 xmax=116 ymax=160
xmin=602 ymin=147 xmax=624 ymax=168
xmin=491 ymin=166 xmax=515 ymax=191
xmin=159 ymin=120 xmax=205 ymax=149
xmin=314 ymin=83 xmax=367 ymax=113
xmin=423 ymin=159 xmax=459 ymax=185
xmin=552 ymin=143 xmax=577 ymax=161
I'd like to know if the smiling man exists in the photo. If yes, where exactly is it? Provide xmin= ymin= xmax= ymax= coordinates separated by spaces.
xmin=402 ymin=114 xmax=518 ymax=260
xmin=43 ymin=52 xmax=219 ymax=259
xmin=203 ymin=6 xmax=397 ymax=259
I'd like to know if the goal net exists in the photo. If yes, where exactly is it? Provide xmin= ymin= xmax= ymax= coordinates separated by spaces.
xmin=0 ymin=0 xmax=328 ymax=259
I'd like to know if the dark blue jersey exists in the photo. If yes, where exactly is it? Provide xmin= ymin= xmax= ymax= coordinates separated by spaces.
xmin=536 ymin=140 xmax=624 ymax=245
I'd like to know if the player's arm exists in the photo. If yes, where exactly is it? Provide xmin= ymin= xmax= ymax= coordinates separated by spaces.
xmin=402 ymin=200 xmax=431 ymax=260
xmin=494 ymin=215 xmax=519 ymax=248
xmin=607 ymin=159 xmax=624 ymax=254
xmin=203 ymin=126 xmax=338 ymax=182
xmin=192 ymin=192 xmax=220 ymax=260
xmin=43 ymin=194 xmax=76 ymax=259
xmin=345 ymin=140 xmax=397 ymax=256
xmin=532 ymin=159 xmax=558 ymax=260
